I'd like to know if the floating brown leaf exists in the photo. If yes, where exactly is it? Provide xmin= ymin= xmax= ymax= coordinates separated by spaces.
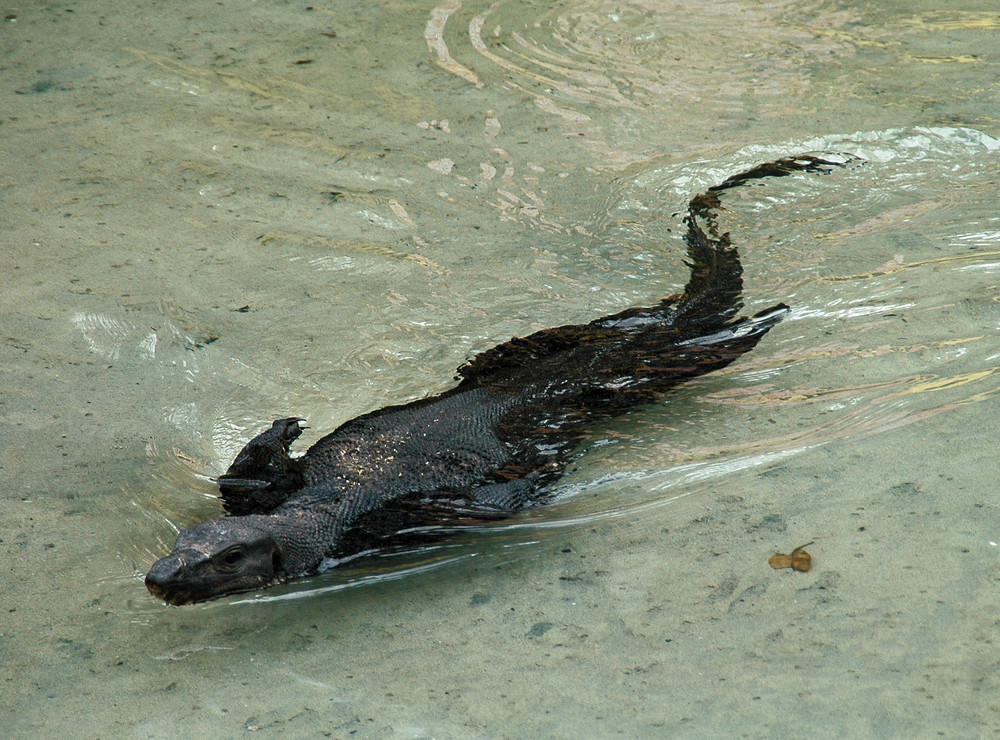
xmin=768 ymin=543 xmax=812 ymax=572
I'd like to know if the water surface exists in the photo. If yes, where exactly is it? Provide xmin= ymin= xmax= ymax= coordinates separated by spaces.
xmin=2 ymin=1 xmax=999 ymax=736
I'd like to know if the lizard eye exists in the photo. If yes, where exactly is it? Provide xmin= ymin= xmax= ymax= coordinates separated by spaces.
xmin=220 ymin=547 xmax=244 ymax=567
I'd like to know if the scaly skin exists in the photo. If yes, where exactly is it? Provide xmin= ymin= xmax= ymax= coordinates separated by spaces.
xmin=145 ymin=154 xmax=850 ymax=605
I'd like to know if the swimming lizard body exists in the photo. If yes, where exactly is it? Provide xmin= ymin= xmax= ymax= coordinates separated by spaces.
xmin=145 ymin=154 xmax=846 ymax=604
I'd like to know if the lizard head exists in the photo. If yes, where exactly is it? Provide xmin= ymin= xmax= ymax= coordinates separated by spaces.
xmin=145 ymin=517 xmax=283 ymax=605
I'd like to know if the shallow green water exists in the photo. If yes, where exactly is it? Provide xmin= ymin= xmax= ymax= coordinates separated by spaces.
xmin=3 ymin=1 xmax=1000 ymax=737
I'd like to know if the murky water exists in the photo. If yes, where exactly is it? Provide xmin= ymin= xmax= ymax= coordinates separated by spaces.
xmin=3 ymin=1 xmax=999 ymax=737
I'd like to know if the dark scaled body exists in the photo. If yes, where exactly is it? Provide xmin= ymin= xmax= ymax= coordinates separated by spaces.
xmin=146 ymin=155 xmax=845 ymax=605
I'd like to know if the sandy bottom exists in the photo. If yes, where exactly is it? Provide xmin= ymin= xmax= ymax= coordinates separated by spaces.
xmin=2 ymin=1 xmax=999 ymax=737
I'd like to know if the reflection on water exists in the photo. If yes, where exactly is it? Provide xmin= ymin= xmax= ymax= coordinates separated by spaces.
xmin=426 ymin=0 xmax=847 ymax=165
xmin=3 ymin=0 xmax=1000 ymax=735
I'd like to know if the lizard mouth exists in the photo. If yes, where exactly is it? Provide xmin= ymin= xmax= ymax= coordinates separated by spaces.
xmin=144 ymin=573 xmax=197 ymax=606
xmin=145 ymin=551 xmax=203 ymax=605
xmin=144 ymin=549 xmax=279 ymax=605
